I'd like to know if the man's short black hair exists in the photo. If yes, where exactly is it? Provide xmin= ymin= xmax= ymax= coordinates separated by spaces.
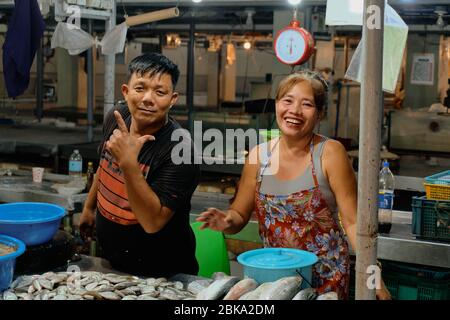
xmin=126 ymin=53 xmax=180 ymax=89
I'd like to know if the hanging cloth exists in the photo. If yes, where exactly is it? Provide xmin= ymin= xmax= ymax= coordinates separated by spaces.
xmin=2 ymin=0 xmax=46 ymax=98
xmin=51 ymin=21 xmax=128 ymax=56
xmin=51 ymin=22 xmax=95 ymax=55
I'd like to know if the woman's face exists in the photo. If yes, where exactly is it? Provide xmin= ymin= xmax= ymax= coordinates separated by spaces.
xmin=276 ymin=80 xmax=320 ymax=139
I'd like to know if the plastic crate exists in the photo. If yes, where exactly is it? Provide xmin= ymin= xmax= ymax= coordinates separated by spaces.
xmin=412 ymin=196 xmax=450 ymax=242
xmin=382 ymin=260 xmax=450 ymax=300
xmin=424 ymin=170 xmax=450 ymax=200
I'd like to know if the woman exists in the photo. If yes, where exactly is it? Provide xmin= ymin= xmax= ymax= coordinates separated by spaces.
xmin=197 ymin=71 xmax=391 ymax=300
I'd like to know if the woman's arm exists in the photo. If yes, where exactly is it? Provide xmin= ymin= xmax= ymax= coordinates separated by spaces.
xmin=323 ymin=140 xmax=391 ymax=299
xmin=322 ymin=140 xmax=357 ymax=250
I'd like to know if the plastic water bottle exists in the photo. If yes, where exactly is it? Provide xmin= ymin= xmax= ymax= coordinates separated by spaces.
xmin=378 ymin=160 xmax=395 ymax=234
xmin=69 ymin=149 xmax=83 ymax=177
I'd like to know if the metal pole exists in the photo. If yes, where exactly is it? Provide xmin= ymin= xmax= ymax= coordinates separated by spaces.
xmin=304 ymin=6 xmax=313 ymax=70
xmin=355 ymin=0 xmax=385 ymax=300
xmin=104 ymin=0 xmax=116 ymax=120
xmin=87 ymin=19 xmax=94 ymax=142
xmin=344 ymin=84 xmax=350 ymax=138
xmin=36 ymin=38 xmax=44 ymax=122
xmin=187 ymin=19 xmax=195 ymax=133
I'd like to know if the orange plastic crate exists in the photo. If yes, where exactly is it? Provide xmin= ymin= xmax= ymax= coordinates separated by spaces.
xmin=424 ymin=170 xmax=450 ymax=201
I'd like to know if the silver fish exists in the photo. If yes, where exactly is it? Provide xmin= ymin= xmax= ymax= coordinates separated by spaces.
xmin=197 ymin=276 xmax=240 ymax=300
xmin=3 ymin=290 xmax=18 ymax=300
xmin=239 ymin=282 xmax=273 ymax=300
xmin=292 ymin=288 xmax=318 ymax=300
xmin=187 ymin=279 xmax=212 ymax=295
xmin=259 ymin=276 xmax=302 ymax=300
xmin=223 ymin=278 xmax=259 ymax=300
xmin=99 ymin=291 xmax=121 ymax=300
xmin=316 ymin=291 xmax=338 ymax=300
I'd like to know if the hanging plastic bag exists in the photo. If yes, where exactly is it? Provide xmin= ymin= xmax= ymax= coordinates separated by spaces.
xmin=325 ymin=0 xmax=365 ymax=26
xmin=51 ymin=22 xmax=94 ymax=55
xmin=345 ymin=4 xmax=408 ymax=93
xmin=100 ymin=22 xmax=128 ymax=55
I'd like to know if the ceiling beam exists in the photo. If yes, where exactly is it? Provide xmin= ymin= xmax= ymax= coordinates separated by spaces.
xmin=0 ymin=0 xmax=449 ymax=8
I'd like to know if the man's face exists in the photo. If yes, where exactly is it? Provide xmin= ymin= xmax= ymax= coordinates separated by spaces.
xmin=121 ymin=72 xmax=178 ymax=131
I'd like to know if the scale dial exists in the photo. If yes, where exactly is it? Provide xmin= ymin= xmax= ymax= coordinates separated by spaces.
xmin=274 ymin=22 xmax=314 ymax=66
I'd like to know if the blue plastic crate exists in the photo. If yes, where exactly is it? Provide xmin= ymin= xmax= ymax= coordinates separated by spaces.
xmin=412 ymin=196 xmax=450 ymax=242
xmin=425 ymin=170 xmax=450 ymax=186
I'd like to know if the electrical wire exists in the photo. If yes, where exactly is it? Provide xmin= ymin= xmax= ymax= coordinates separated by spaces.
xmin=121 ymin=0 xmax=128 ymax=18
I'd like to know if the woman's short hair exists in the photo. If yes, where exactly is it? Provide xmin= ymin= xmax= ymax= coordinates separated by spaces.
xmin=275 ymin=71 xmax=329 ymax=112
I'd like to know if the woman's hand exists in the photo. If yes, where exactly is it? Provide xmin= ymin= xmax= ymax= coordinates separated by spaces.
xmin=196 ymin=208 xmax=233 ymax=232
xmin=376 ymin=278 xmax=392 ymax=300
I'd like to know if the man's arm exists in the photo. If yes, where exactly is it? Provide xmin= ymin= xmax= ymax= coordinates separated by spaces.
xmin=79 ymin=169 xmax=99 ymax=239
xmin=83 ymin=168 xmax=100 ymax=212
xmin=121 ymin=161 xmax=174 ymax=234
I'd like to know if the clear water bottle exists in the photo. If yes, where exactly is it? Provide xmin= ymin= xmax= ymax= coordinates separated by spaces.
xmin=378 ymin=160 xmax=395 ymax=233
xmin=69 ymin=149 xmax=83 ymax=177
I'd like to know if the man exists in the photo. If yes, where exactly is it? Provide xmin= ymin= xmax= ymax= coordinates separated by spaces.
xmin=79 ymin=53 xmax=200 ymax=277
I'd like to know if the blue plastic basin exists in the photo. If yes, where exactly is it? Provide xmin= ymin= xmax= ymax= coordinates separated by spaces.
xmin=0 ymin=235 xmax=26 ymax=292
xmin=237 ymin=248 xmax=318 ymax=288
xmin=0 ymin=202 xmax=66 ymax=246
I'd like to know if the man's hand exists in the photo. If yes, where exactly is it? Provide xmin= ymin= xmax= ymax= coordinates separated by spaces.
xmin=376 ymin=278 xmax=392 ymax=300
xmin=105 ymin=111 xmax=155 ymax=168
xmin=79 ymin=206 xmax=96 ymax=241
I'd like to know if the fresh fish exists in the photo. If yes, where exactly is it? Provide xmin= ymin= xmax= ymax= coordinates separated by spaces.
xmin=113 ymin=281 xmax=139 ymax=290
xmin=223 ymin=278 xmax=259 ymax=300
xmin=197 ymin=276 xmax=240 ymax=300
xmin=2 ymin=290 xmax=18 ymax=300
xmin=39 ymin=279 xmax=54 ymax=290
xmin=32 ymin=279 xmax=42 ymax=292
xmin=239 ymin=282 xmax=273 ymax=300
xmin=99 ymin=291 xmax=121 ymax=300
xmin=173 ymin=281 xmax=184 ymax=290
xmin=316 ymin=291 xmax=338 ymax=300
xmin=212 ymin=272 xmax=229 ymax=280
xmin=259 ymin=276 xmax=302 ymax=300
xmin=140 ymin=285 xmax=157 ymax=295
xmin=85 ymin=281 xmax=99 ymax=291
xmin=292 ymin=288 xmax=318 ymax=300
xmin=137 ymin=294 xmax=159 ymax=300
xmin=187 ymin=279 xmax=212 ymax=295
xmin=4 ymin=270 xmax=200 ymax=300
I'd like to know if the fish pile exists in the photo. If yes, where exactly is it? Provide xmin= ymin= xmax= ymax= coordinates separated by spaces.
xmin=1 ymin=271 xmax=199 ymax=300
xmin=1 ymin=271 xmax=339 ymax=300
xmin=195 ymin=274 xmax=339 ymax=300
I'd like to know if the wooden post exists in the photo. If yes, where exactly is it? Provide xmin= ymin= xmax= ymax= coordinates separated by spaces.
xmin=355 ymin=0 xmax=385 ymax=300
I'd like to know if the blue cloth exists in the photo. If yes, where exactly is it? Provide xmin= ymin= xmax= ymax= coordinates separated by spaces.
xmin=2 ymin=0 xmax=45 ymax=98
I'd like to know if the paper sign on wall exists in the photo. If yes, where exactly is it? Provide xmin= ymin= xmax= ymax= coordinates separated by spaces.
xmin=410 ymin=54 xmax=435 ymax=86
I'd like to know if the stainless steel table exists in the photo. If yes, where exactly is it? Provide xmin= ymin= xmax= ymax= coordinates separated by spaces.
xmin=378 ymin=211 xmax=450 ymax=268
xmin=0 ymin=169 xmax=87 ymax=211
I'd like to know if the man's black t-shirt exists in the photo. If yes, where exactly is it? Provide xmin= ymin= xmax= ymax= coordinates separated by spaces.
xmin=95 ymin=104 xmax=200 ymax=277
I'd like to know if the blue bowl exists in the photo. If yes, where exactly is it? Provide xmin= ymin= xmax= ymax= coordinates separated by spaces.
xmin=237 ymin=248 xmax=318 ymax=289
xmin=0 ymin=202 xmax=66 ymax=246
xmin=0 ymin=235 xmax=26 ymax=292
